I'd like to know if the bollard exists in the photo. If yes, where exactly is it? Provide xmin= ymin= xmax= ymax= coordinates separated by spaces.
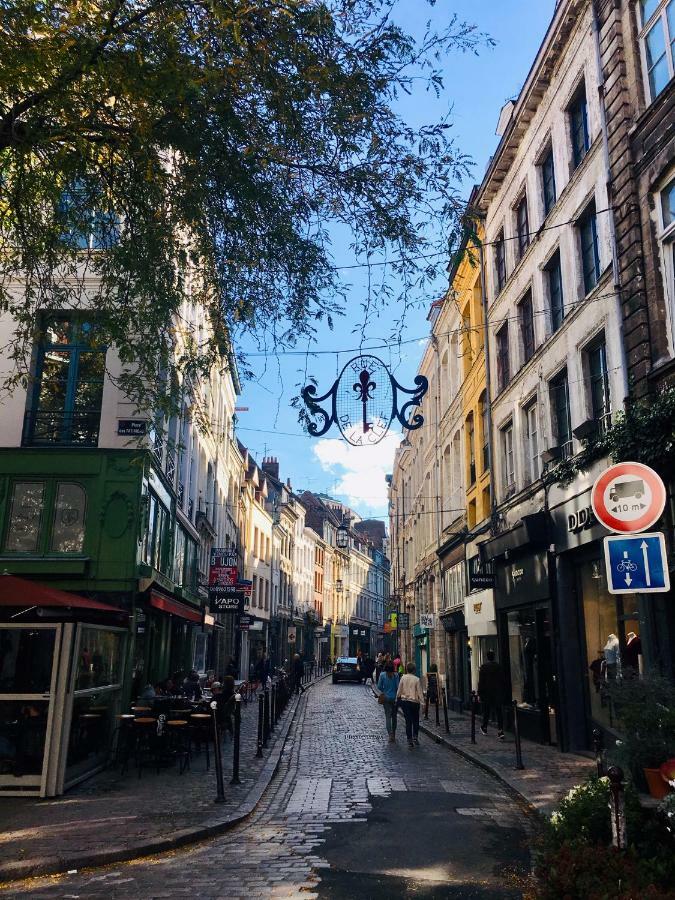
xmin=592 ymin=728 xmax=604 ymax=777
xmin=470 ymin=691 xmax=477 ymax=745
xmin=263 ymin=688 xmax=270 ymax=746
xmin=441 ymin=686 xmax=450 ymax=733
xmin=271 ymin=683 xmax=276 ymax=729
xmin=424 ymin=692 xmax=430 ymax=720
xmin=230 ymin=693 xmax=242 ymax=784
xmin=608 ymin=766 xmax=627 ymax=849
xmin=435 ymin=693 xmax=440 ymax=727
xmin=210 ymin=701 xmax=226 ymax=803
xmin=512 ymin=700 xmax=524 ymax=770
xmin=255 ymin=692 xmax=264 ymax=758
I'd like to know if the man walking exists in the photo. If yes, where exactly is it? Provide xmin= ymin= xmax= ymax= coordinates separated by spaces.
xmin=478 ymin=650 xmax=505 ymax=740
xmin=293 ymin=652 xmax=305 ymax=694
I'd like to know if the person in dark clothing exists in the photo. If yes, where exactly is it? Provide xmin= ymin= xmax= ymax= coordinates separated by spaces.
xmin=213 ymin=676 xmax=236 ymax=738
xmin=478 ymin=650 xmax=505 ymax=739
xmin=293 ymin=653 xmax=305 ymax=694
xmin=224 ymin=656 xmax=238 ymax=679
xmin=255 ymin=652 xmax=270 ymax=687
xmin=183 ymin=669 xmax=202 ymax=701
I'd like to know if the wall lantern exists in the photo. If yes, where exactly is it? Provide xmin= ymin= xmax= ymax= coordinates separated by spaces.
xmin=336 ymin=522 xmax=349 ymax=550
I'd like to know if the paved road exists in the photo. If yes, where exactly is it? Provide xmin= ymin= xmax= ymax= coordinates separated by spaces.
xmin=2 ymin=681 xmax=533 ymax=899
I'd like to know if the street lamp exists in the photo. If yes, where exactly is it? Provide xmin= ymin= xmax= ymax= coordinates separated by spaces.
xmin=336 ymin=521 xmax=349 ymax=550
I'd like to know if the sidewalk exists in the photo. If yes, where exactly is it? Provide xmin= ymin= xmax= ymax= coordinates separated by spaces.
xmin=372 ymin=686 xmax=593 ymax=819
xmin=0 ymin=675 xmax=326 ymax=884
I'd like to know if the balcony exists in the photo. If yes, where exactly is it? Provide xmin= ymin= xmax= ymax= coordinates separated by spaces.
xmin=177 ymin=481 xmax=185 ymax=508
xmin=560 ymin=440 xmax=574 ymax=461
xmin=152 ymin=430 xmax=164 ymax=466
xmin=165 ymin=450 xmax=176 ymax=486
xmin=22 ymin=409 xmax=100 ymax=447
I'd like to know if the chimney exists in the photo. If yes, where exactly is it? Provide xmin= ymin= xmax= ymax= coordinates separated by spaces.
xmin=262 ymin=456 xmax=279 ymax=480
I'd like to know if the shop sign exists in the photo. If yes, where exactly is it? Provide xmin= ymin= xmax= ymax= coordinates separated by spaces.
xmin=208 ymin=548 xmax=243 ymax=610
xmin=567 ymin=505 xmax=596 ymax=534
xmin=420 ymin=613 xmax=435 ymax=629
xmin=117 ymin=419 xmax=147 ymax=436
xmin=591 ymin=462 xmax=666 ymax=534
xmin=496 ymin=551 xmax=548 ymax=609
xmin=398 ymin=612 xmax=410 ymax=630
xmin=390 ymin=612 xmax=398 ymax=629
xmin=239 ymin=614 xmax=252 ymax=631
xmin=333 ymin=624 xmax=349 ymax=638
xmin=468 ymin=554 xmax=495 ymax=591
xmin=603 ymin=533 xmax=670 ymax=594
xmin=288 ymin=626 xmax=296 ymax=643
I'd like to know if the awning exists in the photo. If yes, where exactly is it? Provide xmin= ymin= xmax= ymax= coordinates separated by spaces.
xmin=149 ymin=590 xmax=202 ymax=623
xmin=0 ymin=574 xmax=125 ymax=613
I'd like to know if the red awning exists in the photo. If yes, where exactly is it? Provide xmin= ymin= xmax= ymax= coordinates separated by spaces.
xmin=0 ymin=574 xmax=125 ymax=613
xmin=149 ymin=591 xmax=202 ymax=623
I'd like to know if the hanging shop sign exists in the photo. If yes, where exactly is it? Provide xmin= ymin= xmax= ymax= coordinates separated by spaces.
xmin=591 ymin=462 xmax=666 ymax=534
xmin=420 ymin=613 xmax=435 ymax=630
xmin=288 ymin=627 xmax=297 ymax=643
xmin=301 ymin=354 xmax=429 ymax=447
xmin=398 ymin=612 xmax=410 ymax=630
xmin=208 ymin=547 xmax=241 ymax=610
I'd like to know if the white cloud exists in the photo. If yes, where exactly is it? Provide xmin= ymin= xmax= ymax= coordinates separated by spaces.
xmin=313 ymin=430 xmax=401 ymax=514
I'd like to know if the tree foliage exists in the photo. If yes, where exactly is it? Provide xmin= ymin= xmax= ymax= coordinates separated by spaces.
xmin=0 ymin=0 xmax=487 ymax=412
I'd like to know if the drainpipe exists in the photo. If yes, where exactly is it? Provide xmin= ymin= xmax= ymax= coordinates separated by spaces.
xmin=477 ymin=237 xmax=497 ymax=527
xmin=591 ymin=3 xmax=630 ymax=404
xmin=432 ymin=334 xmax=446 ymax=667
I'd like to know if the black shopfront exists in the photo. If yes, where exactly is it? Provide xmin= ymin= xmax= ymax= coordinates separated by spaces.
xmin=483 ymin=514 xmax=559 ymax=746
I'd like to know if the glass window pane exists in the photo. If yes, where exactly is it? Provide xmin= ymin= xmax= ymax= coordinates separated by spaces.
xmin=661 ymin=178 xmax=675 ymax=226
xmin=646 ymin=19 xmax=666 ymax=67
xmin=0 ymin=699 xmax=50 ymax=776
xmin=44 ymin=318 xmax=72 ymax=346
xmin=5 ymin=482 xmax=45 ymax=552
xmin=50 ymin=483 xmax=86 ymax=553
xmin=38 ymin=351 xmax=70 ymax=412
xmin=0 ymin=628 xmax=56 ymax=693
xmin=75 ymin=627 xmax=123 ymax=690
xmin=507 ymin=608 xmax=540 ymax=708
xmin=642 ymin=0 xmax=659 ymax=23
xmin=649 ymin=54 xmax=670 ymax=97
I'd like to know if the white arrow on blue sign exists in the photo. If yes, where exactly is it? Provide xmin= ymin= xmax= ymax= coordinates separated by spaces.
xmin=603 ymin=532 xmax=670 ymax=595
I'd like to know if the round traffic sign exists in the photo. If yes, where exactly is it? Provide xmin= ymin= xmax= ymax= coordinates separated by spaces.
xmin=591 ymin=461 xmax=666 ymax=534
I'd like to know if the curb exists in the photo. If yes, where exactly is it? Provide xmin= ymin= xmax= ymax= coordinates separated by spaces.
xmin=0 ymin=675 xmax=329 ymax=886
xmin=369 ymin=683 xmax=543 ymax=822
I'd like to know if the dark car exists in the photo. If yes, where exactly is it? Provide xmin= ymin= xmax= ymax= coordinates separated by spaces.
xmin=332 ymin=657 xmax=362 ymax=684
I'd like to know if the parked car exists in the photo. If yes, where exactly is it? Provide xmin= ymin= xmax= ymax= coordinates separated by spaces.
xmin=332 ymin=657 xmax=361 ymax=684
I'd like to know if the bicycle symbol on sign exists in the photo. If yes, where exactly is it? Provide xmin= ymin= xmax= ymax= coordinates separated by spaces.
xmin=616 ymin=559 xmax=638 ymax=573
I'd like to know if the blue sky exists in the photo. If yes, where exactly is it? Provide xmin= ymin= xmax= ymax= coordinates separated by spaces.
xmin=235 ymin=1 xmax=555 ymax=521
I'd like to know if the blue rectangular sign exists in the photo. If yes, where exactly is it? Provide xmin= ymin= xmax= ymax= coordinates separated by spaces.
xmin=603 ymin=532 xmax=670 ymax=594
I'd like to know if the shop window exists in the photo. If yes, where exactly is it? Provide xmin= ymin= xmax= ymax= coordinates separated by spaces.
xmin=75 ymin=627 xmax=124 ymax=691
xmin=24 ymin=316 xmax=105 ymax=447
xmin=639 ymin=0 xmax=675 ymax=102
xmin=506 ymin=608 xmax=541 ymax=708
xmin=3 ymin=480 xmax=86 ymax=555
xmin=580 ymin=559 xmax=641 ymax=730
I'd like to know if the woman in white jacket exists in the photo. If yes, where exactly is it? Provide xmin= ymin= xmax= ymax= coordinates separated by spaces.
xmin=396 ymin=662 xmax=425 ymax=748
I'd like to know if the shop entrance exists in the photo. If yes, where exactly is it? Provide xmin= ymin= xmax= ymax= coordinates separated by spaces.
xmin=0 ymin=624 xmax=70 ymax=796
xmin=502 ymin=604 xmax=557 ymax=744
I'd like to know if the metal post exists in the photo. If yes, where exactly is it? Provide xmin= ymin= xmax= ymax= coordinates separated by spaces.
xmin=271 ymin=683 xmax=276 ymax=729
xmin=608 ymin=766 xmax=627 ymax=850
xmin=592 ymin=728 xmax=604 ymax=777
xmin=442 ymin=686 xmax=450 ymax=733
xmin=255 ymin=692 xmax=264 ymax=758
xmin=210 ymin=701 xmax=226 ymax=803
xmin=424 ymin=692 xmax=430 ymax=720
xmin=512 ymin=700 xmax=524 ymax=770
xmin=435 ymin=692 xmax=440 ymax=727
xmin=230 ymin=694 xmax=242 ymax=784
xmin=470 ymin=691 xmax=477 ymax=745
xmin=263 ymin=688 xmax=270 ymax=746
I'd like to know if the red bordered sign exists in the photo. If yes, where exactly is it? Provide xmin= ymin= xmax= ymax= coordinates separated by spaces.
xmin=591 ymin=462 xmax=666 ymax=534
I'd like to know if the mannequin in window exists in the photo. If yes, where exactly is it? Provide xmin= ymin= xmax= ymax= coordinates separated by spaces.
xmin=603 ymin=633 xmax=620 ymax=680
xmin=623 ymin=631 xmax=642 ymax=674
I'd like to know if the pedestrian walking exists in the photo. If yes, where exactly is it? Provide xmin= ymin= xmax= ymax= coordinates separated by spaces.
xmin=374 ymin=651 xmax=384 ymax=682
xmin=396 ymin=662 xmax=424 ymax=748
xmin=377 ymin=662 xmax=400 ymax=742
xmin=478 ymin=650 xmax=506 ymax=740
xmin=293 ymin=653 xmax=305 ymax=694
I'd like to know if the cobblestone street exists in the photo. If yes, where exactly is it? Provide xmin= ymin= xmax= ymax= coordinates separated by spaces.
xmin=2 ymin=680 xmax=534 ymax=899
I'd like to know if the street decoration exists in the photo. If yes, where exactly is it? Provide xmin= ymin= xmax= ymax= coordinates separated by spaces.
xmin=301 ymin=354 xmax=429 ymax=446
xmin=591 ymin=461 xmax=666 ymax=534
xmin=603 ymin=533 xmax=670 ymax=594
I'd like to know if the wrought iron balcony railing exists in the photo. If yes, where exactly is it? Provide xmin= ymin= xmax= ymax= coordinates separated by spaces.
xmin=22 ymin=409 xmax=100 ymax=447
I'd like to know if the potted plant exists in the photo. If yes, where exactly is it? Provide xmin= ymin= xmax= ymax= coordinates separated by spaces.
xmin=608 ymin=676 xmax=675 ymax=798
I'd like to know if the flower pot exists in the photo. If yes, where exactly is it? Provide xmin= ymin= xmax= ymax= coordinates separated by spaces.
xmin=644 ymin=767 xmax=671 ymax=799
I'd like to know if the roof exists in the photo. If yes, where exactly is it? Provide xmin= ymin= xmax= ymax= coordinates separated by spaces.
xmin=0 ymin=575 xmax=125 ymax=614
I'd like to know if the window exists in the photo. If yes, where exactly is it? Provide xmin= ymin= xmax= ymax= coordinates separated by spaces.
xmin=640 ymin=0 xmax=675 ymax=101
xmin=501 ymin=423 xmax=515 ymax=492
xmin=569 ymin=85 xmax=590 ymax=170
xmin=516 ymin=195 xmax=530 ymax=260
xmin=659 ymin=176 xmax=675 ymax=334
xmin=252 ymin=574 xmax=258 ymax=607
xmin=587 ymin=337 xmax=611 ymax=432
xmin=143 ymin=492 xmax=171 ymax=575
xmin=25 ymin=317 xmax=105 ymax=447
xmin=541 ymin=148 xmax=556 ymax=217
xmin=519 ymin=290 xmax=535 ymax=364
xmin=523 ymin=402 xmax=539 ymax=485
xmin=546 ymin=252 xmax=565 ymax=333
xmin=495 ymin=230 xmax=507 ymax=293
xmin=467 ymin=413 xmax=476 ymax=486
xmin=59 ymin=183 xmax=119 ymax=251
xmin=549 ymin=369 xmax=573 ymax=458
xmin=496 ymin=323 xmax=510 ymax=392
xmin=480 ymin=392 xmax=489 ymax=473
xmin=578 ymin=204 xmax=601 ymax=294
xmin=4 ymin=480 xmax=87 ymax=554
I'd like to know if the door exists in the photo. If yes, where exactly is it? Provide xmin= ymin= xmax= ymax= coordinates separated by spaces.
xmin=0 ymin=624 xmax=64 ymax=796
